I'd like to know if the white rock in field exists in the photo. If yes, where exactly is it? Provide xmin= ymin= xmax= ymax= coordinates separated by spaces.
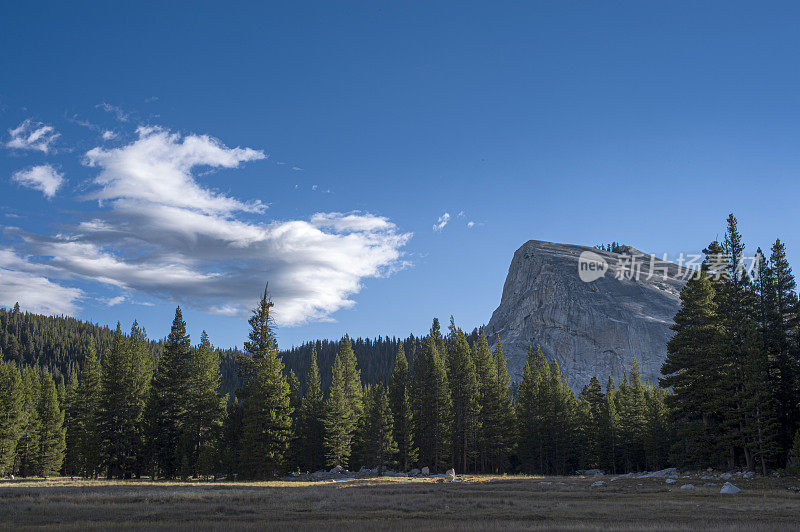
xmin=743 ymin=471 xmax=755 ymax=479
xmin=577 ymin=469 xmax=604 ymax=476
xmin=639 ymin=468 xmax=678 ymax=479
xmin=680 ymin=484 xmax=696 ymax=490
xmin=421 ymin=466 xmax=430 ymax=475
xmin=591 ymin=481 xmax=606 ymax=487
xmin=409 ymin=468 xmax=420 ymax=476
xmin=446 ymin=468 xmax=456 ymax=480
xmin=720 ymin=472 xmax=733 ymax=480
xmin=665 ymin=479 xmax=677 ymax=484
xmin=330 ymin=465 xmax=343 ymax=474
xmin=720 ymin=482 xmax=741 ymax=494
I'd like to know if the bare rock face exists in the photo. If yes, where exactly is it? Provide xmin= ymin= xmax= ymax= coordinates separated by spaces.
xmin=487 ymin=240 xmax=685 ymax=390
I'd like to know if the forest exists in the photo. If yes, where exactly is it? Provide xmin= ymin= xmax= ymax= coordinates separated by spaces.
xmin=1 ymin=214 xmax=799 ymax=480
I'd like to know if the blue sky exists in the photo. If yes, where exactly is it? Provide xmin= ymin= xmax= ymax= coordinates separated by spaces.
xmin=2 ymin=1 xmax=799 ymax=349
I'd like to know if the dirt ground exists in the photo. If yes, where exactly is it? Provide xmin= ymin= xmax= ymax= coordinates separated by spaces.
xmin=1 ymin=473 xmax=799 ymax=530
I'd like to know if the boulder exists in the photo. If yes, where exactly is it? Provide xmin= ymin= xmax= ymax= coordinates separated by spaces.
xmin=639 ymin=468 xmax=678 ymax=478
xmin=665 ymin=479 xmax=677 ymax=484
xmin=719 ymin=472 xmax=733 ymax=480
xmin=590 ymin=481 xmax=606 ymax=487
xmin=329 ymin=465 xmax=343 ymax=474
xmin=720 ymin=482 xmax=741 ymax=494
xmin=409 ymin=468 xmax=420 ymax=476
xmin=421 ymin=466 xmax=430 ymax=475
xmin=743 ymin=471 xmax=755 ymax=479
xmin=680 ymin=484 xmax=696 ymax=490
xmin=446 ymin=468 xmax=456 ymax=480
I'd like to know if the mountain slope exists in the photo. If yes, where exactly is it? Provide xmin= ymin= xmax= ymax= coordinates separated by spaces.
xmin=486 ymin=240 xmax=685 ymax=390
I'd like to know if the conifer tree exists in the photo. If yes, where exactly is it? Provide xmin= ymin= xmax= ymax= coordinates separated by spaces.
xmin=412 ymin=324 xmax=452 ymax=472
xmin=472 ymin=328 xmax=498 ymax=472
xmin=61 ymin=366 xmax=79 ymax=476
xmin=186 ymin=331 xmax=227 ymax=478
xmin=361 ymin=382 xmax=397 ymax=474
xmin=617 ymin=357 xmax=647 ymax=471
xmin=37 ymin=368 xmax=66 ymax=476
xmin=238 ymin=287 xmax=293 ymax=478
xmin=491 ymin=339 xmax=516 ymax=472
xmin=389 ymin=343 xmax=416 ymax=471
xmin=0 ymin=358 xmax=23 ymax=476
xmin=661 ymin=270 xmax=726 ymax=467
xmin=643 ymin=385 xmax=671 ymax=470
xmin=296 ymin=349 xmax=325 ymax=472
xmin=324 ymin=336 xmax=363 ymax=468
xmin=577 ymin=376 xmax=604 ymax=469
xmin=447 ymin=319 xmax=480 ymax=473
xmin=598 ymin=375 xmax=620 ymax=473
xmin=15 ymin=366 xmax=41 ymax=477
xmin=100 ymin=323 xmax=150 ymax=478
xmin=74 ymin=336 xmax=103 ymax=478
xmin=517 ymin=346 xmax=549 ymax=473
xmin=145 ymin=309 xmax=193 ymax=478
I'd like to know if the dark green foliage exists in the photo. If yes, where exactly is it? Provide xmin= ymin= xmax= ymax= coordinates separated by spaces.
xmin=295 ymin=349 xmax=326 ymax=472
xmin=412 ymin=326 xmax=452 ymax=472
xmin=389 ymin=343 xmax=416 ymax=471
xmin=323 ymin=337 xmax=363 ymax=468
xmin=74 ymin=337 xmax=103 ymax=477
xmin=237 ymin=288 xmax=293 ymax=478
xmin=360 ymin=382 xmax=397 ymax=474
xmin=447 ymin=318 xmax=480 ymax=473
xmin=61 ymin=366 xmax=79 ymax=476
xmin=15 ymin=366 xmax=41 ymax=477
xmin=37 ymin=368 xmax=66 ymax=476
xmin=0 ymin=357 xmax=23 ymax=476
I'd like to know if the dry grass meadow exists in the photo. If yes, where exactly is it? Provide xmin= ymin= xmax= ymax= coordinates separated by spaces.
xmin=1 ymin=474 xmax=799 ymax=530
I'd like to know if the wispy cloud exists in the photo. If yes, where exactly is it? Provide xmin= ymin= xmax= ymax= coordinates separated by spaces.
xmin=11 ymin=164 xmax=65 ymax=198
xmin=5 ymin=125 xmax=411 ymax=326
xmin=96 ymin=102 xmax=129 ymax=122
xmin=101 ymin=130 xmax=117 ymax=141
xmin=467 ymin=221 xmax=475 ymax=228
xmin=0 ymin=251 xmax=82 ymax=315
xmin=6 ymin=119 xmax=60 ymax=153
xmin=433 ymin=212 xmax=450 ymax=232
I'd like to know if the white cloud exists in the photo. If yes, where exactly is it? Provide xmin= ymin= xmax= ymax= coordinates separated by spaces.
xmin=102 ymin=130 xmax=117 ymax=140
xmin=433 ymin=212 xmax=450 ymax=232
xmin=0 ymin=250 xmax=82 ymax=315
xmin=6 ymin=119 xmax=60 ymax=153
xmin=467 ymin=221 xmax=475 ymax=228
xmin=96 ymin=102 xmax=129 ymax=122
xmin=11 ymin=165 xmax=65 ymax=198
xmin=102 ymin=295 xmax=127 ymax=306
xmin=8 ymin=126 xmax=411 ymax=326
xmin=84 ymin=126 xmax=267 ymax=215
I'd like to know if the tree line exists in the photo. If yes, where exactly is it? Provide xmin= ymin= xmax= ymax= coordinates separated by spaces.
xmin=2 ymin=213 xmax=799 ymax=478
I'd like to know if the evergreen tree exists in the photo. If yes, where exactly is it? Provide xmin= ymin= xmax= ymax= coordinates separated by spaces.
xmin=186 ymin=331 xmax=227 ymax=478
xmin=517 ymin=346 xmax=549 ymax=473
xmin=577 ymin=376 xmax=604 ymax=469
xmin=145 ymin=308 xmax=193 ymax=478
xmin=61 ymin=366 xmax=79 ymax=476
xmin=598 ymin=375 xmax=620 ymax=473
xmin=389 ymin=343 xmax=416 ymax=472
xmin=323 ymin=336 xmax=363 ymax=468
xmin=361 ymin=382 xmax=397 ymax=474
xmin=37 ymin=368 xmax=66 ymax=476
xmin=74 ymin=336 xmax=103 ymax=478
xmin=296 ymin=349 xmax=326 ymax=472
xmin=447 ymin=318 xmax=480 ymax=473
xmin=0 ymin=358 xmax=23 ymax=476
xmin=99 ymin=323 xmax=150 ymax=478
xmin=617 ymin=357 xmax=647 ymax=471
xmin=412 ymin=325 xmax=452 ymax=472
xmin=15 ymin=366 xmax=41 ymax=477
xmin=661 ymin=270 xmax=726 ymax=467
xmin=491 ymin=339 xmax=516 ymax=472
xmin=643 ymin=385 xmax=671 ymax=470
xmin=237 ymin=287 xmax=293 ymax=478
xmin=472 ymin=328 xmax=498 ymax=472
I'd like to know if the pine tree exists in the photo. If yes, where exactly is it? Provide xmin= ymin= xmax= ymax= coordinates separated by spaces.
xmin=389 ymin=343 xmax=416 ymax=472
xmin=145 ymin=309 xmax=193 ymax=478
xmin=447 ymin=318 xmax=480 ymax=473
xmin=74 ymin=336 xmax=103 ymax=477
xmin=546 ymin=359 xmax=579 ymax=475
xmin=361 ymin=382 xmax=397 ymax=474
xmin=0 ymin=358 xmax=23 ymax=476
xmin=324 ymin=336 xmax=363 ymax=468
xmin=517 ymin=346 xmax=549 ymax=473
xmin=296 ymin=349 xmax=326 ymax=472
xmin=617 ymin=357 xmax=647 ymax=471
xmin=491 ymin=338 xmax=516 ymax=472
xmin=237 ymin=287 xmax=293 ymax=478
xmin=37 ymin=368 xmax=66 ymax=476
xmin=661 ymin=270 xmax=726 ymax=468
xmin=15 ymin=366 xmax=41 ymax=477
xmin=577 ymin=376 xmax=604 ymax=469
xmin=643 ymin=385 xmax=671 ymax=470
xmin=472 ymin=328 xmax=498 ymax=472
xmin=100 ymin=323 xmax=150 ymax=478
xmin=598 ymin=375 xmax=620 ymax=473
xmin=412 ymin=324 xmax=452 ymax=472
xmin=186 ymin=331 xmax=227 ymax=478
xmin=61 ymin=366 xmax=79 ymax=476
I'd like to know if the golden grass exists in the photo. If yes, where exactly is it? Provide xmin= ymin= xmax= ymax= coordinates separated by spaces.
xmin=1 ymin=474 xmax=799 ymax=530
